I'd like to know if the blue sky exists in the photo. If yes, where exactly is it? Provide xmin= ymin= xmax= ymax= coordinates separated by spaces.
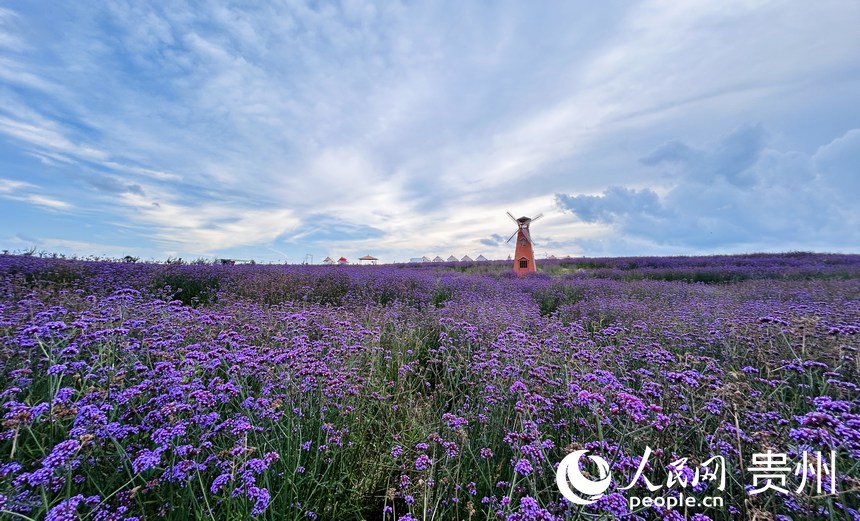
xmin=1 ymin=1 xmax=858 ymax=263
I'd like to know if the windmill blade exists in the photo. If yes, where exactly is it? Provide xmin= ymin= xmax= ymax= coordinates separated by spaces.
xmin=505 ymin=229 xmax=518 ymax=243
xmin=506 ymin=211 xmax=518 ymax=223
xmin=524 ymin=228 xmax=535 ymax=246
xmin=531 ymin=213 xmax=544 ymax=222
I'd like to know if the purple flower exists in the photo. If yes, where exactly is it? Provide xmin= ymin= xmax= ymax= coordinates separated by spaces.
xmin=415 ymin=454 xmax=432 ymax=471
xmin=46 ymin=494 xmax=85 ymax=521
xmin=211 ymin=473 xmax=232 ymax=494
xmin=132 ymin=448 xmax=162 ymax=474
xmin=442 ymin=412 xmax=468 ymax=429
xmin=591 ymin=492 xmax=627 ymax=517
xmin=509 ymin=381 xmax=528 ymax=394
xmin=18 ymin=466 xmax=53 ymax=487
xmin=506 ymin=495 xmax=562 ymax=520
xmin=42 ymin=439 xmax=80 ymax=469
xmin=54 ymin=387 xmax=75 ymax=403
xmin=614 ymin=391 xmax=647 ymax=423
xmin=47 ymin=364 xmax=68 ymax=376
xmin=577 ymin=390 xmax=606 ymax=406
xmin=0 ymin=462 xmax=22 ymax=477
xmin=248 ymin=486 xmax=270 ymax=516
xmin=514 ymin=458 xmax=533 ymax=476
xmin=151 ymin=421 xmax=187 ymax=444
xmin=703 ymin=398 xmax=724 ymax=415
xmin=443 ymin=441 xmax=459 ymax=458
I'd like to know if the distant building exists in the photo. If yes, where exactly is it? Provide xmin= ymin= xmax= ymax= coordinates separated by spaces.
xmin=322 ymin=256 xmax=335 ymax=265
xmin=433 ymin=256 xmax=444 ymax=262
xmin=219 ymin=258 xmax=253 ymax=265
xmin=461 ymin=255 xmax=473 ymax=262
xmin=447 ymin=255 xmax=458 ymax=262
xmin=337 ymin=256 xmax=349 ymax=265
xmin=358 ymin=255 xmax=378 ymax=265
xmin=476 ymin=254 xmax=489 ymax=262
xmin=422 ymin=256 xmax=432 ymax=263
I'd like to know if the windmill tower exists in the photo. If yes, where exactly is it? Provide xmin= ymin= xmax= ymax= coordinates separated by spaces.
xmin=506 ymin=211 xmax=543 ymax=275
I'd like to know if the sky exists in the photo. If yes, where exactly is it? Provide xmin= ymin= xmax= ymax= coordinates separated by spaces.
xmin=1 ymin=1 xmax=858 ymax=263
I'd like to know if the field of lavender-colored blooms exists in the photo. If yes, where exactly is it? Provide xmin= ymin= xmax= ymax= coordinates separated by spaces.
xmin=1 ymin=252 xmax=859 ymax=521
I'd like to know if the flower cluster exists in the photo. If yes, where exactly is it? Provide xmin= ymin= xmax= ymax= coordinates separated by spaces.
xmin=0 ymin=253 xmax=858 ymax=520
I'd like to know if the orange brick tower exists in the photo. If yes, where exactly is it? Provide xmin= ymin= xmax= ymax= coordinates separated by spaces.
xmin=506 ymin=212 xmax=543 ymax=276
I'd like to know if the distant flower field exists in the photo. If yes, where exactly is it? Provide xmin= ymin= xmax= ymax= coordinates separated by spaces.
xmin=1 ymin=253 xmax=858 ymax=520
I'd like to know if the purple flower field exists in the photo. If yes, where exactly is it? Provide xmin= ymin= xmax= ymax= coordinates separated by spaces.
xmin=1 ymin=253 xmax=859 ymax=520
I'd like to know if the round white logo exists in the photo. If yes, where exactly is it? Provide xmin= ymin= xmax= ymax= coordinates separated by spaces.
xmin=556 ymin=450 xmax=612 ymax=505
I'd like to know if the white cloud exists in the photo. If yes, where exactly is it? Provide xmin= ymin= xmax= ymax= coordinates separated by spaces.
xmin=0 ymin=115 xmax=105 ymax=160
xmin=22 ymin=194 xmax=72 ymax=210
xmin=0 ymin=178 xmax=32 ymax=193
xmin=814 ymin=128 xmax=860 ymax=194
xmin=0 ymin=177 xmax=72 ymax=211
xmin=115 ymin=188 xmax=298 ymax=254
